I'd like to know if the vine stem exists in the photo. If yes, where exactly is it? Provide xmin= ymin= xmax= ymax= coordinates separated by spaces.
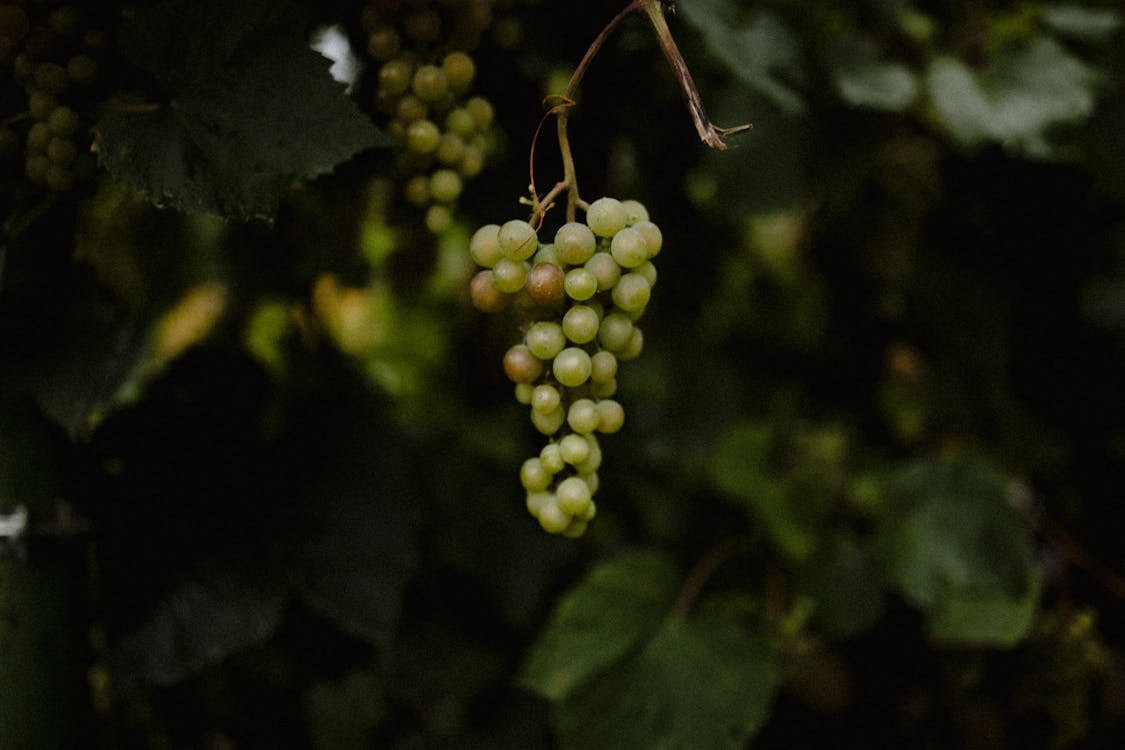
xmin=530 ymin=0 xmax=750 ymax=223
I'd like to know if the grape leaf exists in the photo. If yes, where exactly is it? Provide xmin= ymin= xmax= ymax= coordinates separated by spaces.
xmin=554 ymin=602 xmax=778 ymax=750
xmin=1042 ymin=5 xmax=1122 ymax=43
xmin=677 ymin=0 xmax=805 ymax=114
xmin=796 ymin=534 xmax=886 ymax=640
xmin=95 ymin=0 xmax=387 ymax=218
xmin=519 ymin=551 xmax=680 ymax=702
xmin=926 ymin=36 xmax=1100 ymax=158
xmin=827 ymin=36 xmax=918 ymax=112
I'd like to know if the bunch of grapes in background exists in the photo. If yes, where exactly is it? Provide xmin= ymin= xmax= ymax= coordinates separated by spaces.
xmin=469 ymin=197 xmax=662 ymax=536
xmin=360 ymin=0 xmax=497 ymax=234
xmin=0 ymin=2 xmax=110 ymax=197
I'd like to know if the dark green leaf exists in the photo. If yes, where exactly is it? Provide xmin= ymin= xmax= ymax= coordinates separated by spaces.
xmin=96 ymin=0 xmax=386 ymax=218
xmin=797 ymin=535 xmax=886 ymax=640
xmin=303 ymin=670 xmax=386 ymax=750
xmin=827 ymin=37 xmax=918 ymax=112
xmin=519 ymin=551 xmax=680 ymax=702
xmin=1042 ymin=5 xmax=1122 ymax=43
xmin=928 ymin=571 xmax=1043 ymax=646
xmin=554 ymin=603 xmax=778 ymax=750
xmin=677 ymin=1 xmax=805 ymax=114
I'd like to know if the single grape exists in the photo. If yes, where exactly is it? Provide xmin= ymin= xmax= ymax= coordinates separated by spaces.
xmin=531 ymin=406 xmax=566 ymax=436
xmin=530 ymin=383 xmax=562 ymax=414
xmin=47 ymin=137 xmax=77 ymax=166
xmin=28 ymin=91 xmax=57 ymax=121
xmin=492 ymin=257 xmax=528 ymax=293
xmin=460 ymin=145 xmax=485 ymax=177
xmin=470 ymin=270 xmax=508 ymax=312
xmin=34 ymin=62 xmax=68 ymax=95
xmin=574 ymin=435 xmax=603 ymax=473
xmin=47 ymin=106 xmax=80 ymax=137
xmin=621 ymin=199 xmax=649 ymax=224
xmin=596 ymin=399 xmax=625 ymax=434
xmin=525 ymin=262 xmax=565 ymax=304
xmin=585 ymin=252 xmax=621 ymax=292
xmin=498 ymin=219 xmax=537 ymax=261
xmin=590 ymin=350 xmax=618 ymax=383
xmin=25 ymin=122 xmax=50 ymax=152
xmin=466 ymin=96 xmax=494 ymax=129
xmin=503 ymin=344 xmax=544 ymax=383
xmin=0 ymin=6 xmax=30 ymax=41
xmin=429 ymin=168 xmax=462 ymax=202
xmin=633 ymin=220 xmax=663 ymax=257
xmin=515 ymin=382 xmax=534 ymax=404
xmin=562 ymin=305 xmax=599 ymax=344
xmin=436 ymin=132 xmax=465 ymax=165
xmin=580 ymin=472 xmax=600 ymax=495
xmin=520 ymin=458 xmax=552 ymax=492
xmin=425 ymin=204 xmax=452 ymax=234
xmin=564 ymin=268 xmax=598 ymax=301
xmin=469 ymin=224 xmax=502 ymax=267
xmin=612 ymin=272 xmax=652 ymax=313
xmin=525 ymin=322 xmax=566 ymax=360
xmin=443 ymin=51 xmax=475 ymax=92
xmin=558 ymin=434 xmax=591 ymax=465
xmin=66 ymin=54 xmax=97 ymax=85
xmin=396 ymin=95 xmax=428 ymax=123
xmin=590 ymin=378 xmax=617 ymax=399
xmin=586 ymin=197 xmax=628 ymax=238
xmin=635 ymin=261 xmax=657 ymax=287
xmin=537 ymin=498 xmax=570 ymax=534
xmin=532 ymin=243 xmax=560 ymax=267
xmin=567 ymin=398 xmax=600 ymax=434
xmin=597 ymin=312 xmax=634 ymax=352
xmin=404 ymin=174 xmax=429 ymax=206
xmin=367 ymin=27 xmax=401 ymax=60
xmin=610 ymin=227 xmax=648 ymax=269
xmin=412 ymin=64 xmax=449 ymax=102
xmin=556 ymin=476 xmax=592 ymax=516
xmin=445 ymin=107 xmax=475 ymax=138
xmin=404 ymin=8 xmax=442 ymax=43
xmin=378 ymin=59 xmax=413 ymax=97
xmin=540 ymin=443 xmax=565 ymax=473
xmin=561 ymin=517 xmax=588 ymax=538
xmin=526 ymin=491 xmax=552 ymax=518
xmin=618 ymin=327 xmax=644 ymax=361
xmin=554 ymin=222 xmax=597 ymax=264
xmin=553 ymin=347 xmax=592 ymax=387
xmin=405 ymin=119 xmax=441 ymax=154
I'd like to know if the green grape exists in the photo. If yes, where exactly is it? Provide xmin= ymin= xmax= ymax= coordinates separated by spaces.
xmin=26 ymin=122 xmax=50 ymax=152
xmin=635 ymin=260 xmax=657 ymax=287
xmin=405 ymin=119 xmax=441 ymax=154
xmin=531 ymin=383 xmax=562 ymax=414
xmin=525 ymin=262 xmax=565 ymax=304
xmin=618 ymin=327 xmax=644 ymax=361
xmin=34 ymin=62 xmax=68 ymax=95
xmin=46 ymin=137 xmax=77 ymax=166
xmin=590 ymin=378 xmax=617 ymax=398
xmin=633 ymin=220 xmax=663 ymax=257
xmin=466 ymin=96 xmax=494 ymax=129
xmin=586 ymin=197 xmax=628 ymax=238
xmin=526 ymin=491 xmax=552 ymax=518
xmin=502 ymin=343 xmax=543 ymax=383
xmin=28 ymin=91 xmax=57 ymax=121
xmin=590 ymin=350 xmax=617 ymax=383
xmin=610 ymin=227 xmax=648 ymax=268
xmin=468 ymin=270 xmax=508 ymax=312
xmin=412 ymin=64 xmax=449 ymax=102
xmin=520 ymin=457 xmax=552 ymax=492
xmin=585 ymin=252 xmax=620 ymax=292
xmin=404 ymin=174 xmax=430 ymax=206
xmin=445 ymin=107 xmax=475 ymax=138
xmin=396 ymin=94 xmax=428 ymax=123
xmin=537 ymin=498 xmax=570 ymax=534
xmin=531 ymin=406 xmax=566 ymax=436
xmin=460 ymin=145 xmax=485 ymax=177
xmin=532 ymin=243 xmax=559 ymax=266
xmin=567 ymin=398 xmax=600 ymax=434
xmin=443 ymin=51 xmax=475 ymax=92
xmin=540 ymin=443 xmax=565 ymax=473
xmin=515 ymin=382 xmax=534 ymax=404
xmin=621 ymin=199 xmax=649 ymax=224
xmin=597 ymin=312 xmax=634 ymax=352
xmin=436 ymin=132 xmax=465 ymax=165
xmin=579 ymin=471 xmax=600 ymax=494
xmin=562 ymin=305 xmax=599 ymax=344
xmin=469 ymin=224 xmax=502 ymax=267
xmin=367 ymin=27 xmax=401 ymax=60
xmin=558 ymin=434 xmax=591 ymax=465
xmin=561 ymin=517 xmax=588 ymax=538
xmin=24 ymin=153 xmax=49 ymax=184
xmin=556 ymin=476 xmax=592 ymax=516
xmin=596 ymin=399 xmax=625 ymax=433
xmin=66 ymin=54 xmax=97 ymax=84
xmin=429 ymin=168 xmax=462 ymax=202
xmin=526 ymin=322 xmax=566 ymax=361
xmin=47 ymin=106 xmax=80 ymax=137
xmin=612 ymin=272 xmax=651 ymax=313
xmin=574 ymin=436 xmax=602 ymax=474
xmin=404 ymin=8 xmax=441 ymax=43
xmin=492 ymin=257 xmax=528 ymax=293
xmin=564 ymin=268 xmax=597 ymax=301
xmin=498 ymin=219 xmax=537 ymax=260
xmin=424 ymin=204 xmax=452 ymax=233
xmin=553 ymin=347 xmax=592 ymax=387
xmin=554 ymin=221 xmax=597 ymax=264
xmin=378 ymin=59 xmax=413 ymax=96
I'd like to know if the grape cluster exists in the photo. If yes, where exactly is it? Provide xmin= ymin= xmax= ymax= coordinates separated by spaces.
xmin=361 ymin=0 xmax=496 ymax=234
xmin=469 ymin=197 xmax=662 ymax=536
xmin=0 ymin=2 xmax=106 ymax=195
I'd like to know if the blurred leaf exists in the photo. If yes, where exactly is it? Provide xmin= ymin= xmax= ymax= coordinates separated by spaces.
xmin=677 ymin=1 xmax=805 ymax=114
xmin=877 ymin=459 xmax=1039 ymax=645
xmin=711 ymin=424 xmax=815 ymax=560
xmin=796 ymin=535 xmax=886 ymax=640
xmin=828 ymin=36 xmax=918 ymax=112
xmin=554 ymin=601 xmax=777 ymax=750
xmin=1041 ymin=5 xmax=1123 ymax=43
xmin=926 ymin=37 xmax=1100 ymax=158
xmin=303 ymin=669 xmax=386 ymax=750
xmin=96 ymin=0 xmax=386 ymax=218
xmin=519 ymin=551 xmax=680 ymax=702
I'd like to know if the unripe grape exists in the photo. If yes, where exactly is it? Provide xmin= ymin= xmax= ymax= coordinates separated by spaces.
xmin=66 ymin=54 xmax=97 ymax=85
xmin=532 ymin=243 xmax=559 ymax=266
xmin=590 ymin=378 xmax=617 ymax=398
xmin=581 ymin=499 xmax=598 ymax=522
xmin=526 ymin=491 xmax=552 ymax=517
xmin=466 ymin=96 xmax=494 ymax=129
xmin=515 ymin=382 xmax=534 ymax=404
xmin=443 ymin=51 xmax=475 ymax=92
xmin=445 ymin=107 xmax=475 ymax=137
xmin=460 ymin=145 xmax=485 ymax=177
xmin=554 ymin=222 xmax=597 ymax=264
xmin=621 ymin=199 xmax=649 ymax=224
xmin=47 ymin=137 xmax=77 ymax=165
xmin=469 ymin=224 xmax=502 ymax=267
xmin=562 ymin=518 xmax=588 ymax=538
xmin=537 ymin=498 xmax=570 ymax=534
xmin=618 ymin=327 xmax=644 ymax=360
xmin=564 ymin=268 xmax=598 ymax=301
xmin=404 ymin=8 xmax=441 ymax=43
xmin=34 ymin=62 xmax=68 ymax=95
xmin=492 ymin=258 xmax=528 ymax=293
xmin=597 ymin=312 xmax=634 ymax=352
xmin=526 ymin=321 xmax=566 ymax=360
xmin=498 ymin=219 xmax=537 ymax=261
xmin=610 ymin=227 xmax=648 ymax=268
xmin=574 ymin=435 xmax=603 ymax=473
xmin=520 ymin=458 xmax=552 ymax=492
xmin=503 ymin=344 xmax=543 ymax=383
xmin=25 ymin=153 xmax=49 ymax=184
xmin=612 ymin=272 xmax=651 ymax=313
xmin=557 ymin=476 xmax=592 ymax=516
xmin=553 ymin=347 xmax=592 ymax=387
xmin=540 ymin=443 xmax=565 ymax=473
xmin=559 ymin=434 xmax=591 ymax=465
xmin=596 ymin=399 xmax=625 ymax=433
xmin=562 ymin=305 xmax=599 ymax=344
xmin=396 ymin=95 xmax=428 ymax=123
xmin=590 ymin=351 xmax=618 ymax=383
xmin=429 ymin=168 xmax=462 ymax=202
xmin=378 ymin=59 xmax=413 ymax=96
xmin=567 ymin=398 xmax=600 ymax=434
xmin=635 ymin=261 xmax=658 ymax=287
xmin=531 ymin=383 xmax=561 ymax=414
xmin=580 ymin=472 xmax=600 ymax=494
xmin=436 ymin=132 xmax=465 ymax=165
xmin=425 ymin=204 xmax=452 ymax=234
xmin=525 ymin=262 xmax=564 ymax=304
xmin=633 ymin=220 xmax=663 ymax=257
xmin=367 ymin=27 xmax=401 ymax=60
xmin=404 ymin=174 xmax=429 ymax=206
xmin=26 ymin=122 xmax=50 ymax=152
xmin=28 ymin=91 xmax=56 ymax=121
xmin=405 ymin=119 xmax=441 ymax=154
xmin=585 ymin=252 xmax=621 ymax=292
xmin=586 ymin=197 xmax=628 ymax=238
xmin=531 ymin=406 xmax=566 ymax=436
xmin=412 ymin=64 xmax=449 ymax=102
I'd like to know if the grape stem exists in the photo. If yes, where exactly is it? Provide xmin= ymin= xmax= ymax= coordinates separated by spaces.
xmin=533 ymin=0 xmax=751 ymax=224
xmin=670 ymin=534 xmax=757 ymax=620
